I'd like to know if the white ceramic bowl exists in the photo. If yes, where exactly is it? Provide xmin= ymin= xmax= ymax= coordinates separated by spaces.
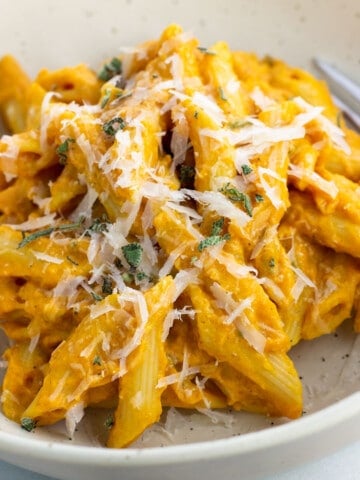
xmin=0 ymin=1 xmax=360 ymax=479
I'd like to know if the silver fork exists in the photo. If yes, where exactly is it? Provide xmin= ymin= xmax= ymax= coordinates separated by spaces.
xmin=313 ymin=58 xmax=360 ymax=131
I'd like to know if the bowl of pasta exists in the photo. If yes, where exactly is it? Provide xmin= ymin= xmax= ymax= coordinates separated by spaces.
xmin=0 ymin=1 xmax=360 ymax=479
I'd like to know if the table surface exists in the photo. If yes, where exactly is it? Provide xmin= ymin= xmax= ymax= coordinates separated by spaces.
xmin=1 ymin=439 xmax=360 ymax=480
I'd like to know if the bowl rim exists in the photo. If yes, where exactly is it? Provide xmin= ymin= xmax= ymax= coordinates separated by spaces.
xmin=0 ymin=391 xmax=359 ymax=468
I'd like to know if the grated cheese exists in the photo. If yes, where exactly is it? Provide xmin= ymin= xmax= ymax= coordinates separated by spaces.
xmin=89 ymin=302 xmax=117 ymax=320
xmin=69 ymin=185 xmax=98 ymax=221
xmin=33 ymin=251 xmax=64 ymax=264
xmin=211 ymin=250 xmax=258 ymax=278
xmin=28 ymin=333 xmax=40 ymax=353
xmin=288 ymin=164 xmax=339 ymax=199
xmin=158 ymin=244 xmax=187 ymax=278
xmin=49 ymin=371 xmax=70 ymax=401
xmin=65 ymin=402 xmax=85 ymax=439
xmin=249 ymin=86 xmax=276 ymax=110
xmin=293 ymin=96 xmax=351 ymax=154
xmin=112 ymin=288 xmax=149 ymax=361
xmin=250 ymin=225 xmax=278 ymax=260
xmin=194 ymin=376 xmax=211 ymax=408
xmin=290 ymin=265 xmax=317 ymax=302
xmin=173 ymin=268 xmax=199 ymax=301
xmin=161 ymin=306 xmax=196 ymax=342
xmin=184 ymin=189 xmax=251 ymax=228
xmin=6 ymin=213 xmax=57 ymax=231
xmin=257 ymin=167 xmax=286 ymax=210
xmin=196 ymin=407 xmax=234 ymax=427
xmin=210 ymin=282 xmax=266 ymax=353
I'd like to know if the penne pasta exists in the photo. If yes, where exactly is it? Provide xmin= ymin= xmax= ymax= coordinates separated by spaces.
xmin=0 ymin=24 xmax=359 ymax=447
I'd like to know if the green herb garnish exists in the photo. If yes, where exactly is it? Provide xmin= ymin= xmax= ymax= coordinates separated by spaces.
xmin=220 ymin=183 xmax=253 ymax=217
xmin=93 ymin=355 xmax=102 ymax=366
xmin=122 ymin=272 xmax=134 ymax=284
xmin=56 ymin=138 xmax=75 ymax=165
xmin=198 ymin=218 xmax=230 ymax=252
xmin=255 ymin=193 xmax=264 ymax=202
xmin=103 ymin=117 xmax=126 ymax=136
xmin=218 ymin=87 xmax=228 ymax=102
xmin=336 ymin=112 xmax=342 ymax=127
xmin=66 ymin=256 xmax=79 ymax=266
xmin=268 ymin=258 xmax=276 ymax=268
xmin=98 ymin=57 xmax=122 ymax=82
xmin=18 ymin=218 xmax=84 ymax=249
xmin=227 ymin=120 xmax=252 ymax=129
xmin=91 ymin=291 xmax=103 ymax=302
xmin=85 ymin=215 xmax=110 ymax=235
xmin=101 ymin=89 xmax=130 ymax=108
xmin=197 ymin=46 xmax=216 ymax=55
xmin=210 ymin=217 xmax=225 ymax=236
xmin=241 ymin=164 xmax=253 ymax=175
xmin=198 ymin=233 xmax=230 ymax=252
xmin=122 ymin=242 xmax=143 ymax=268
xmin=21 ymin=417 xmax=36 ymax=432
xmin=179 ymin=165 xmax=195 ymax=188
xmin=102 ymin=276 xmax=113 ymax=295
xmin=104 ymin=414 xmax=114 ymax=429
xmin=135 ymin=271 xmax=148 ymax=282
xmin=263 ymin=55 xmax=275 ymax=67
xmin=101 ymin=89 xmax=112 ymax=108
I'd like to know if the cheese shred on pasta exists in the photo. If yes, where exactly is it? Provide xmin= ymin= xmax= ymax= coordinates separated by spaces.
xmin=0 ymin=24 xmax=360 ymax=448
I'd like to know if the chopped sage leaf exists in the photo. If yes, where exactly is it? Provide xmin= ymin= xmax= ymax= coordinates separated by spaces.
xmin=122 ymin=272 xmax=134 ymax=284
xmin=263 ymin=55 xmax=275 ymax=67
xmin=103 ymin=117 xmax=126 ymax=136
xmin=98 ymin=57 xmax=122 ymax=82
xmin=21 ymin=417 xmax=36 ymax=432
xmin=90 ymin=291 xmax=103 ymax=302
xmin=210 ymin=217 xmax=225 ymax=236
xmin=198 ymin=233 xmax=230 ymax=252
xmin=136 ymin=271 xmax=148 ymax=281
xmin=220 ymin=183 xmax=253 ymax=216
xmin=336 ymin=112 xmax=342 ymax=127
xmin=241 ymin=164 xmax=253 ymax=175
xmin=85 ymin=215 xmax=109 ymax=235
xmin=179 ymin=165 xmax=195 ymax=188
xmin=18 ymin=218 xmax=84 ymax=249
xmin=227 ymin=120 xmax=252 ymax=129
xmin=56 ymin=138 xmax=75 ymax=165
xmin=101 ymin=89 xmax=112 ymax=108
xmin=66 ymin=256 xmax=79 ymax=266
xmin=218 ymin=87 xmax=228 ymax=101
xmin=197 ymin=46 xmax=216 ymax=55
xmin=104 ymin=414 xmax=115 ymax=429
xmin=268 ymin=258 xmax=275 ymax=268
xmin=198 ymin=217 xmax=230 ymax=251
xmin=102 ymin=276 xmax=113 ymax=295
xmin=93 ymin=355 xmax=102 ymax=366
xmin=122 ymin=243 xmax=143 ymax=268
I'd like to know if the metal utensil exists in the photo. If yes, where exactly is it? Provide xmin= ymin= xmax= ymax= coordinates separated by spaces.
xmin=313 ymin=58 xmax=360 ymax=130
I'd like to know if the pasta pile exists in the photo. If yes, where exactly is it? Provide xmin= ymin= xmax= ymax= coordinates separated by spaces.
xmin=0 ymin=24 xmax=359 ymax=448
